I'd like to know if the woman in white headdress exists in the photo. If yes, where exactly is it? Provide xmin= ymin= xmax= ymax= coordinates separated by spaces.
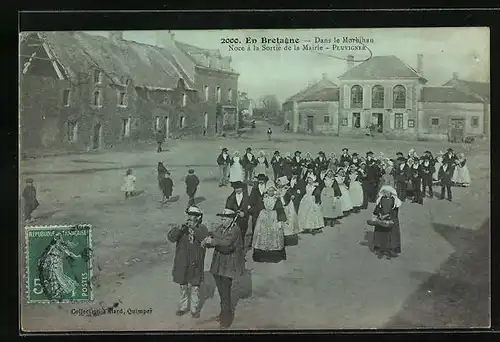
xmin=433 ymin=152 xmax=444 ymax=184
xmin=348 ymin=164 xmax=364 ymax=212
xmin=369 ymin=185 xmax=402 ymax=260
xmin=335 ymin=168 xmax=353 ymax=215
xmin=453 ymin=152 xmax=471 ymax=187
xmin=254 ymin=150 xmax=269 ymax=178
xmin=276 ymin=176 xmax=300 ymax=246
xmin=320 ymin=169 xmax=343 ymax=226
xmin=252 ymin=185 xmax=287 ymax=263
xmin=297 ymin=174 xmax=324 ymax=235
xmin=229 ymin=151 xmax=244 ymax=183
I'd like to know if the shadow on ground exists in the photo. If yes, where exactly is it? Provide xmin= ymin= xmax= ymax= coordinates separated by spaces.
xmin=384 ymin=218 xmax=490 ymax=329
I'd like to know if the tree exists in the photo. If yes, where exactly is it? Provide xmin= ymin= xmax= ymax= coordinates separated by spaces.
xmin=258 ymin=94 xmax=281 ymax=118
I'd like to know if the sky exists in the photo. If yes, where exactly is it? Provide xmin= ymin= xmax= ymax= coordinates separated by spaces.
xmin=86 ymin=28 xmax=489 ymax=103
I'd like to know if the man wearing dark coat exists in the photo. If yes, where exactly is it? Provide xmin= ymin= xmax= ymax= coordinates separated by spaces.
xmin=421 ymin=151 xmax=435 ymax=198
xmin=270 ymin=151 xmax=284 ymax=182
xmin=167 ymin=206 xmax=209 ymax=318
xmin=408 ymin=158 xmax=423 ymax=204
xmin=291 ymin=151 xmax=303 ymax=177
xmin=365 ymin=151 xmax=381 ymax=202
xmin=351 ymin=153 xmax=361 ymax=167
xmin=156 ymin=130 xmax=165 ymax=153
xmin=217 ymin=147 xmax=231 ymax=187
xmin=438 ymin=161 xmax=455 ymax=201
xmin=358 ymin=163 xmax=370 ymax=210
xmin=339 ymin=148 xmax=351 ymax=166
xmin=442 ymin=148 xmax=458 ymax=164
xmin=225 ymin=181 xmax=250 ymax=247
xmin=185 ymin=169 xmax=200 ymax=207
xmin=281 ymin=155 xmax=294 ymax=181
xmin=248 ymin=174 xmax=269 ymax=245
xmin=22 ymin=178 xmax=39 ymax=223
xmin=203 ymin=208 xmax=245 ymax=329
xmin=393 ymin=157 xmax=410 ymax=201
xmin=241 ymin=147 xmax=258 ymax=183
xmin=314 ymin=151 xmax=329 ymax=177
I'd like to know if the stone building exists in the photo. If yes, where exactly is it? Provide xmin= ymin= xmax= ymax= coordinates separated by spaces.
xmin=283 ymin=54 xmax=488 ymax=142
xmin=19 ymin=31 xmax=239 ymax=154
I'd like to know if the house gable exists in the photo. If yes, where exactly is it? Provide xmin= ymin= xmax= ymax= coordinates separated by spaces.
xmin=20 ymin=33 xmax=67 ymax=79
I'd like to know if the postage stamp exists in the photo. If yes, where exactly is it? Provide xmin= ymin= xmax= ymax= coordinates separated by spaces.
xmin=25 ymin=224 xmax=93 ymax=303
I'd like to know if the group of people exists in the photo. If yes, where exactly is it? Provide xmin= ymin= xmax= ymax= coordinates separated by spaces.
xmin=164 ymin=144 xmax=472 ymax=328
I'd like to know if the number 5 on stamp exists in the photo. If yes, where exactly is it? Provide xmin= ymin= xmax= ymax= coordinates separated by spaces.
xmin=25 ymin=224 xmax=93 ymax=303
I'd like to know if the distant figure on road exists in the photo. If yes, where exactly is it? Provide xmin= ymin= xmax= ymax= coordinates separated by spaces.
xmin=185 ymin=169 xmax=200 ymax=207
xmin=121 ymin=168 xmax=136 ymax=200
xmin=370 ymin=185 xmax=402 ymax=260
xmin=267 ymin=127 xmax=273 ymax=140
xmin=203 ymin=208 xmax=245 ymax=329
xmin=251 ymin=120 xmax=256 ymax=129
xmin=217 ymin=147 xmax=231 ymax=187
xmin=157 ymin=161 xmax=168 ymax=183
xmin=167 ymin=206 xmax=209 ymax=318
xmin=22 ymin=178 xmax=39 ymax=223
xmin=156 ymin=130 xmax=165 ymax=153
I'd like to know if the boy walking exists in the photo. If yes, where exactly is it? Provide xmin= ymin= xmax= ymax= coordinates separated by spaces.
xmin=185 ymin=169 xmax=200 ymax=207
xmin=22 ymin=178 xmax=39 ymax=223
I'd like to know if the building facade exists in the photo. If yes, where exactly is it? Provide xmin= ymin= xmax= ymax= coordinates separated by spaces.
xmin=19 ymin=31 xmax=239 ymax=154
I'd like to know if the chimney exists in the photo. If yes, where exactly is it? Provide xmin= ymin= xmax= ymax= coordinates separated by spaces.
xmin=453 ymin=72 xmax=459 ymax=80
xmin=108 ymin=31 xmax=123 ymax=42
xmin=417 ymin=54 xmax=423 ymax=75
xmin=155 ymin=30 xmax=176 ymax=49
xmin=347 ymin=55 xmax=354 ymax=71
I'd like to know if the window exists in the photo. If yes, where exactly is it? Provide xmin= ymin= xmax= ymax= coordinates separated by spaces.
xmin=323 ymin=115 xmax=330 ymax=124
xmin=154 ymin=116 xmax=161 ymax=131
xmin=371 ymin=85 xmax=384 ymax=108
xmin=228 ymin=89 xmax=232 ymax=103
xmin=122 ymin=118 xmax=131 ymax=137
xmin=93 ymin=90 xmax=102 ymax=107
xmin=352 ymin=113 xmax=361 ymax=128
xmin=393 ymin=85 xmax=406 ymax=108
xmin=179 ymin=116 xmax=185 ymax=128
xmin=216 ymin=86 xmax=221 ymax=103
xmin=394 ymin=113 xmax=404 ymax=129
xmin=408 ymin=119 xmax=415 ymax=128
xmin=93 ymin=70 xmax=102 ymax=84
xmin=341 ymin=118 xmax=348 ymax=126
xmin=471 ymin=116 xmax=479 ymax=128
xmin=181 ymin=93 xmax=187 ymax=107
xmin=204 ymin=85 xmax=209 ymax=101
xmin=62 ymin=89 xmax=71 ymax=107
xmin=430 ymin=117 xmax=439 ymax=126
xmin=67 ymin=121 xmax=78 ymax=142
xmin=118 ymin=91 xmax=127 ymax=107
xmin=350 ymin=85 xmax=363 ymax=108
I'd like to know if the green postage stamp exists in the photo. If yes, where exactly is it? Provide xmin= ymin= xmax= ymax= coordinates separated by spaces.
xmin=25 ymin=224 xmax=93 ymax=303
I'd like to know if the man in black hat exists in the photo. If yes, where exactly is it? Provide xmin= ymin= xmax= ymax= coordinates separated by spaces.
xmin=291 ymin=151 xmax=303 ymax=177
xmin=438 ymin=160 xmax=454 ymax=201
xmin=167 ymin=206 xmax=209 ymax=318
xmin=217 ymin=148 xmax=231 ymax=187
xmin=365 ymin=151 xmax=381 ymax=202
xmin=203 ymin=208 xmax=245 ymax=328
xmin=443 ymin=148 xmax=457 ymax=164
xmin=339 ymin=148 xmax=351 ymax=166
xmin=270 ymin=151 xmax=284 ymax=182
xmin=248 ymin=174 xmax=269 ymax=244
xmin=267 ymin=127 xmax=273 ymax=140
xmin=241 ymin=147 xmax=258 ymax=183
xmin=225 ymin=181 xmax=250 ymax=247
xmin=314 ymin=151 xmax=329 ymax=178
xmin=22 ymin=178 xmax=39 ymax=223
xmin=393 ymin=156 xmax=410 ymax=201
xmin=421 ymin=152 xmax=435 ymax=198
xmin=351 ymin=153 xmax=360 ymax=167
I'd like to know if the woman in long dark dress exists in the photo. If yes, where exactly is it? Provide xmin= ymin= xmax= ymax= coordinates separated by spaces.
xmin=370 ymin=185 xmax=402 ymax=260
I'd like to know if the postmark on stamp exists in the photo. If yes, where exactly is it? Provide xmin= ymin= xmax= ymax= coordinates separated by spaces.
xmin=25 ymin=224 xmax=93 ymax=303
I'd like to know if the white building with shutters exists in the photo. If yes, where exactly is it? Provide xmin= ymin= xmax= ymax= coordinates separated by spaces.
xmin=337 ymin=54 xmax=427 ymax=139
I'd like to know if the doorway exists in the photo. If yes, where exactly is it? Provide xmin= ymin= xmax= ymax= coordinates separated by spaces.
xmin=204 ymin=112 xmax=208 ymax=136
xmin=306 ymin=116 xmax=314 ymax=133
xmin=92 ymin=123 xmax=102 ymax=149
xmin=450 ymin=118 xmax=465 ymax=143
xmin=372 ymin=113 xmax=383 ymax=132
xmin=164 ymin=116 xmax=170 ymax=139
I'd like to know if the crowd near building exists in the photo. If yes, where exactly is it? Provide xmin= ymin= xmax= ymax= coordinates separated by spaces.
xmin=19 ymin=31 xmax=239 ymax=154
xmin=283 ymin=54 xmax=490 ymax=142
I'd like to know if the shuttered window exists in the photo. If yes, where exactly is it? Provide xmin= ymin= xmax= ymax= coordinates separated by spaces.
xmin=394 ymin=113 xmax=404 ymax=129
xmin=393 ymin=85 xmax=406 ymax=108
xmin=350 ymin=85 xmax=363 ymax=108
xmin=371 ymin=85 xmax=384 ymax=108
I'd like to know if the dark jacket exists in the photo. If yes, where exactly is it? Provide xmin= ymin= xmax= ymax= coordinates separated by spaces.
xmin=155 ymin=131 xmax=165 ymax=143
xmin=281 ymin=158 xmax=293 ymax=179
xmin=365 ymin=160 xmax=382 ymax=182
xmin=185 ymin=174 xmax=200 ymax=197
xmin=160 ymin=177 xmax=174 ymax=197
xmin=291 ymin=156 xmax=303 ymax=176
xmin=314 ymin=156 xmax=329 ymax=175
xmin=225 ymin=191 xmax=250 ymax=231
xmin=22 ymin=185 xmax=39 ymax=211
xmin=241 ymin=153 xmax=258 ymax=170
xmin=271 ymin=156 xmax=284 ymax=174
xmin=442 ymin=152 xmax=458 ymax=165
xmin=288 ymin=178 xmax=305 ymax=212
xmin=249 ymin=183 xmax=267 ymax=217
xmin=339 ymin=154 xmax=352 ymax=166
xmin=167 ymin=223 xmax=209 ymax=286
xmin=217 ymin=153 xmax=231 ymax=166
xmin=420 ymin=160 xmax=435 ymax=179
xmin=438 ymin=164 xmax=455 ymax=183
xmin=209 ymin=222 xmax=245 ymax=279
xmin=393 ymin=164 xmax=410 ymax=183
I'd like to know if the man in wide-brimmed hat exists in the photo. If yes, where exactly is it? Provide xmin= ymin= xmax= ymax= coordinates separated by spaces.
xmin=225 ymin=181 xmax=251 ymax=247
xmin=241 ymin=147 xmax=258 ymax=183
xmin=365 ymin=151 xmax=381 ymax=203
xmin=339 ymin=148 xmax=351 ymax=166
xmin=167 ymin=206 xmax=209 ymax=318
xmin=291 ymin=150 xmax=303 ymax=177
xmin=248 ymin=174 xmax=269 ymax=245
xmin=217 ymin=147 xmax=231 ymax=187
xmin=22 ymin=178 xmax=39 ymax=223
xmin=270 ymin=150 xmax=284 ymax=182
xmin=314 ymin=151 xmax=329 ymax=178
xmin=203 ymin=208 xmax=245 ymax=328
xmin=443 ymin=148 xmax=457 ymax=164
